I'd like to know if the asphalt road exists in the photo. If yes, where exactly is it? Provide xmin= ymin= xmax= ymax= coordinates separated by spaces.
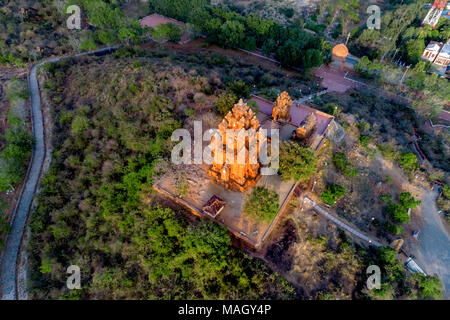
xmin=0 ymin=64 xmax=45 ymax=299
xmin=0 ymin=46 xmax=118 ymax=300
xmin=408 ymin=188 xmax=450 ymax=299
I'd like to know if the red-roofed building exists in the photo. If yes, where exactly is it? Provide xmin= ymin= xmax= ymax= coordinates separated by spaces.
xmin=140 ymin=13 xmax=192 ymax=44
xmin=249 ymin=94 xmax=334 ymax=151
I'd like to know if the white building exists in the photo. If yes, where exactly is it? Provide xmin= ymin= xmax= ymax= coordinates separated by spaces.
xmin=422 ymin=41 xmax=444 ymax=63
xmin=434 ymin=41 xmax=450 ymax=67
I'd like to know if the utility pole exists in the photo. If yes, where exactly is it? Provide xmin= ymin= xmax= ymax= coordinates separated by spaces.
xmin=345 ymin=32 xmax=351 ymax=45
xmin=400 ymin=64 xmax=411 ymax=84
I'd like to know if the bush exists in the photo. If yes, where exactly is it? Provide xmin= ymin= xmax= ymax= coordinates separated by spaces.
xmin=0 ymin=124 xmax=33 ymax=192
xmin=385 ymin=221 xmax=403 ymax=235
xmin=377 ymin=143 xmax=400 ymax=161
xmin=0 ymin=199 xmax=11 ymax=245
xmin=184 ymin=108 xmax=195 ymax=117
xmin=247 ymin=99 xmax=259 ymax=114
xmin=264 ymin=87 xmax=281 ymax=100
xmin=71 ymin=115 xmax=90 ymax=135
xmin=324 ymin=103 xmax=339 ymax=116
xmin=243 ymin=187 xmax=279 ymax=223
xmin=332 ymin=152 xmax=358 ymax=176
xmin=279 ymin=142 xmax=317 ymax=181
xmin=400 ymin=152 xmax=419 ymax=173
xmin=380 ymin=194 xmax=393 ymax=204
xmin=359 ymin=134 xmax=372 ymax=148
xmin=228 ymin=80 xmax=250 ymax=99
xmin=321 ymin=184 xmax=345 ymax=206
xmin=399 ymin=192 xmax=421 ymax=209
xmin=215 ymin=92 xmax=237 ymax=116
xmin=413 ymin=274 xmax=444 ymax=299
xmin=166 ymin=23 xmax=184 ymax=42
xmin=387 ymin=203 xmax=409 ymax=223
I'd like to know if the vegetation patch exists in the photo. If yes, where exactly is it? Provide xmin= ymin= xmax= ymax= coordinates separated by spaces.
xmin=332 ymin=152 xmax=358 ymax=177
xmin=321 ymin=184 xmax=345 ymax=206
xmin=29 ymin=53 xmax=295 ymax=299
xmin=243 ymin=187 xmax=279 ymax=223
xmin=279 ymin=141 xmax=317 ymax=181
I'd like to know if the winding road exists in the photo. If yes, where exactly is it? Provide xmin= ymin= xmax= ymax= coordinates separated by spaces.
xmin=0 ymin=47 xmax=117 ymax=300
xmin=406 ymin=188 xmax=450 ymax=299
xmin=0 ymin=63 xmax=45 ymax=300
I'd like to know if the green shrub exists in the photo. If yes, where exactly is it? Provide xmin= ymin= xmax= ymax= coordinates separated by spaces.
xmin=380 ymin=194 xmax=393 ymax=204
xmin=166 ymin=23 xmax=184 ymax=42
xmin=71 ymin=115 xmax=90 ymax=135
xmin=184 ymin=108 xmax=195 ymax=117
xmin=399 ymin=192 xmax=421 ymax=209
xmin=247 ymin=99 xmax=259 ymax=114
xmin=264 ymin=87 xmax=281 ymax=100
xmin=332 ymin=152 xmax=358 ymax=176
xmin=377 ymin=143 xmax=400 ymax=161
xmin=321 ymin=184 xmax=345 ymax=205
xmin=442 ymin=184 xmax=450 ymax=199
xmin=324 ymin=103 xmax=339 ymax=116
xmin=385 ymin=221 xmax=403 ymax=235
xmin=0 ymin=123 xmax=33 ymax=192
xmin=97 ymin=30 xmax=117 ymax=45
xmin=0 ymin=199 xmax=11 ymax=242
xmin=356 ymin=120 xmax=370 ymax=133
xmin=215 ymin=92 xmax=237 ymax=116
xmin=279 ymin=142 xmax=317 ymax=181
xmin=387 ymin=203 xmax=409 ymax=223
xmin=244 ymin=187 xmax=279 ymax=223
xmin=413 ymin=274 xmax=444 ymax=299
xmin=359 ymin=134 xmax=372 ymax=148
xmin=400 ymin=152 xmax=419 ymax=173
xmin=228 ymin=80 xmax=250 ymax=99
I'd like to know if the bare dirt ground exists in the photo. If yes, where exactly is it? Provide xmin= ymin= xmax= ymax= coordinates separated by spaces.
xmin=260 ymin=201 xmax=365 ymax=299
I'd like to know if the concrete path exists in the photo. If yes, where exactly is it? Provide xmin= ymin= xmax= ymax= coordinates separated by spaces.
xmin=0 ymin=46 xmax=118 ymax=300
xmin=294 ymin=89 xmax=328 ymax=104
xmin=302 ymin=197 xmax=383 ymax=247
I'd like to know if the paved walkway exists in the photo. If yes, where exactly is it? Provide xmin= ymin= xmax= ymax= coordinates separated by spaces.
xmin=0 ymin=46 xmax=117 ymax=300
xmin=294 ymin=89 xmax=328 ymax=104
xmin=313 ymin=65 xmax=359 ymax=93
xmin=0 ymin=63 xmax=45 ymax=300
xmin=302 ymin=197 xmax=383 ymax=247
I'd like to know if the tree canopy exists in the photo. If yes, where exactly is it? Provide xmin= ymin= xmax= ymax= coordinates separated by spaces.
xmin=279 ymin=142 xmax=317 ymax=181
